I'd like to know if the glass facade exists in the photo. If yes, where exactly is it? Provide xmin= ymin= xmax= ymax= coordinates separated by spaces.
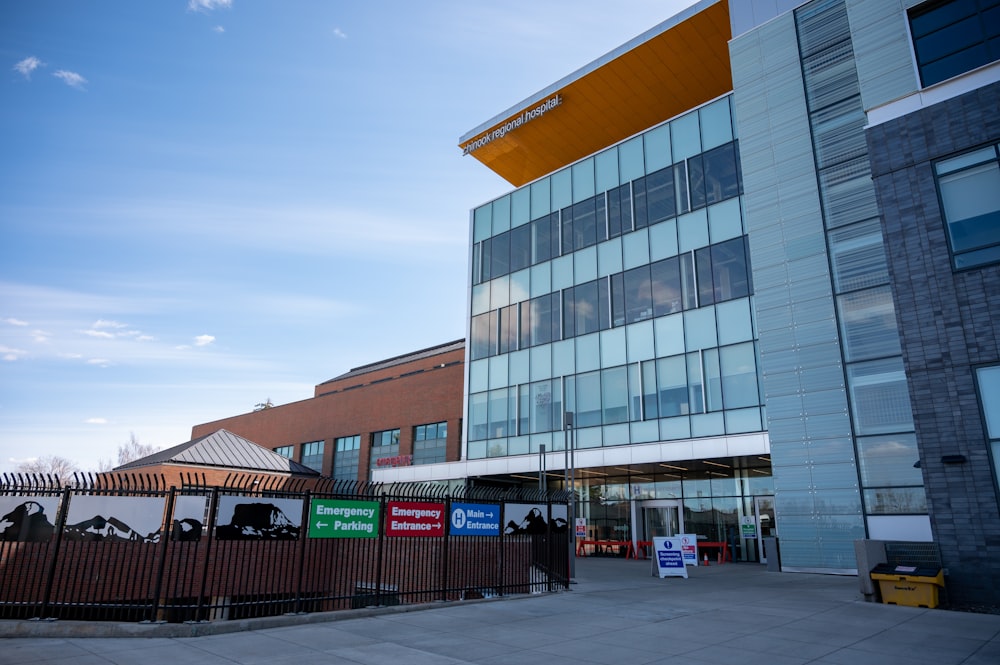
xmin=467 ymin=97 xmax=762 ymax=460
xmin=978 ymin=366 xmax=1000 ymax=499
xmin=909 ymin=0 xmax=1000 ymax=88
xmin=274 ymin=445 xmax=294 ymax=459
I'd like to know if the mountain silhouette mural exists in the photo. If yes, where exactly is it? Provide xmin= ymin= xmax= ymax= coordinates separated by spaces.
xmin=63 ymin=514 xmax=160 ymax=543
xmin=216 ymin=501 xmax=299 ymax=540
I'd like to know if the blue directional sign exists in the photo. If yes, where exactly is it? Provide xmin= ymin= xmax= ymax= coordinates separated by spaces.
xmin=449 ymin=502 xmax=500 ymax=536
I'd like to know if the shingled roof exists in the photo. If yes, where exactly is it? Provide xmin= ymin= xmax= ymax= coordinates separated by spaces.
xmin=116 ymin=429 xmax=319 ymax=476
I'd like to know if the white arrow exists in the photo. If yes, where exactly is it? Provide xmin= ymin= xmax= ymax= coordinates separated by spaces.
xmin=316 ymin=521 xmax=328 ymax=528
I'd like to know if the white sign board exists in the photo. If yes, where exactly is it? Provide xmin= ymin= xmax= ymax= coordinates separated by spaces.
xmin=652 ymin=537 xmax=689 ymax=579
xmin=678 ymin=533 xmax=699 ymax=566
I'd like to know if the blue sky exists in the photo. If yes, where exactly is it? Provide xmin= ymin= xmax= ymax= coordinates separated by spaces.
xmin=1 ymin=0 xmax=698 ymax=473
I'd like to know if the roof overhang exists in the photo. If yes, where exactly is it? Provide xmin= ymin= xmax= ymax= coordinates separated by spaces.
xmin=458 ymin=0 xmax=732 ymax=187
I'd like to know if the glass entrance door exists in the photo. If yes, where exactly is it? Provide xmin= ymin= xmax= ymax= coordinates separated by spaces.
xmin=754 ymin=496 xmax=775 ymax=564
xmin=635 ymin=500 xmax=684 ymax=557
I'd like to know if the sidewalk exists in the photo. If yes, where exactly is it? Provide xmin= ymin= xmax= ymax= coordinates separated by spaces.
xmin=4 ymin=558 xmax=1000 ymax=664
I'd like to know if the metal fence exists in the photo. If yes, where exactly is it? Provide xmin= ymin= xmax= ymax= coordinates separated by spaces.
xmin=0 ymin=473 xmax=570 ymax=623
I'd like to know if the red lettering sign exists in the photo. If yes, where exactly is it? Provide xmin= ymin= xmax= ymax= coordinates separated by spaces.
xmin=385 ymin=501 xmax=445 ymax=537
xmin=376 ymin=454 xmax=413 ymax=467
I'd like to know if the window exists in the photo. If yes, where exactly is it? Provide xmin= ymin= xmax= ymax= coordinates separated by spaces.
xmin=300 ymin=441 xmax=324 ymax=472
xmin=333 ymin=435 xmax=360 ymax=481
xmin=858 ymin=434 xmax=927 ymax=514
xmin=910 ymin=0 xmax=1000 ymax=87
xmin=372 ymin=429 xmax=399 ymax=447
xmin=935 ymin=143 xmax=1000 ymax=269
xmin=977 ymin=366 xmax=1000 ymax=499
xmin=274 ymin=445 xmax=294 ymax=459
xmin=414 ymin=422 xmax=447 ymax=465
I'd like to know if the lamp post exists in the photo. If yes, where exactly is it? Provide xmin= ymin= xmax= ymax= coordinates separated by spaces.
xmin=538 ymin=443 xmax=546 ymax=493
xmin=564 ymin=411 xmax=576 ymax=579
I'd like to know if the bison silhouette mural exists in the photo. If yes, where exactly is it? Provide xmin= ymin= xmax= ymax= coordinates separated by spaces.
xmin=171 ymin=495 xmax=208 ymax=541
xmin=0 ymin=498 xmax=58 ymax=542
xmin=215 ymin=496 xmax=302 ymax=540
xmin=503 ymin=503 xmax=568 ymax=535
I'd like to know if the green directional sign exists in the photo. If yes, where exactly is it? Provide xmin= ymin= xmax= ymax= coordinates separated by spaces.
xmin=308 ymin=499 xmax=380 ymax=538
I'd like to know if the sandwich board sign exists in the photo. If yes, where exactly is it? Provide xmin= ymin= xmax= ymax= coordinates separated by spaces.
xmin=653 ymin=537 xmax=688 ymax=579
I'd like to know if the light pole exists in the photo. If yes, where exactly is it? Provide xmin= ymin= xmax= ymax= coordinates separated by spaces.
xmin=538 ymin=443 xmax=546 ymax=493
xmin=564 ymin=411 xmax=576 ymax=579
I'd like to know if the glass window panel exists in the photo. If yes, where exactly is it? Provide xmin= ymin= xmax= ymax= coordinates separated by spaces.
xmin=680 ymin=252 xmax=697 ymax=310
xmin=651 ymin=256 xmax=683 ymax=317
xmin=596 ymin=147 xmax=620 ymax=193
xmin=675 ymin=162 xmax=690 ymax=215
xmin=699 ymin=97 xmax=733 ymax=150
xmin=624 ymin=265 xmax=653 ymax=323
xmin=530 ymin=380 xmax=558 ymax=434
xmin=649 ymin=218 xmax=678 ymax=262
xmin=978 ymin=366 xmax=1000 ymax=439
xmin=572 ymin=158 xmax=595 ymax=201
xmin=609 ymin=272 xmax=626 ymax=327
xmin=530 ymin=178 xmax=551 ymax=218
xmin=644 ymin=124 xmax=672 ymax=172
xmin=572 ymin=198 xmax=599 ymax=251
xmin=678 ymin=208 xmax=709 ymax=253
xmin=847 ymin=357 xmax=914 ymax=435
xmin=938 ymin=160 xmax=1000 ymax=256
xmin=602 ymin=366 xmax=629 ymax=425
xmin=510 ymin=224 xmax=531 ymax=272
xmin=712 ymin=236 xmax=751 ymax=302
xmin=720 ymin=342 xmax=760 ymax=409
xmin=633 ymin=177 xmax=648 ymax=230
xmin=510 ymin=188 xmax=528 ymax=228
xmin=857 ymin=433 xmax=923 ymax=487
xmin=696 ymin=246 xmax=715 ymax=306
xmin=628 ymin=362 xmax=643 ymax=421
xmin=687 ymin=352 xmax=705 ymax=414
xmin=488 ymin=388 xmax=509 ymax=439
xmin=498 ymin=304 xmax=517 ymax=354
xmin=552 ymin=168 xmax=572 ymax=209
xmin=644 ymin=167 xmax=675 ymax=226
xmin=689 ymin=154 xmax=707 ymax=210
xmin=657 ymin=355 xmax=688 ymax=416
xmin=671 ymin=112 xmax=701 ymax=161
xmin=704 ymin=348 xmax=722 ymax=412
xmin=574 ymin=371 xmax=602 ymax=428
xmin=598 ymin=276 xmax=612 ymax=331
xmin=608 ymin=188 xmax=623 ymax=239
xmin=491 ymin=230 xmax=510 ymax=279
xmin=708 ymin=198 xmax=743 ymax=244
xmin=702 ymin=142 xmax=740 ymax=205
xmin=863 ymin=487 xmax=927 ymax=515
xmin=473 ymin=204 xmax=492 ymax=242
xmin=620 ymin=135 xmax=645 ymax=183
xmin=641 ymin=360 xmax=658 ymax=420
xmin=837 ymin=286 xmax=902 ymax=362
xmin=470 ymin=311 xmax=495 ymax=360
xmin=828 ymin=218 xmax=889 ymax=292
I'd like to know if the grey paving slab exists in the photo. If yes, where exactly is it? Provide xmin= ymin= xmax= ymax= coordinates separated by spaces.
xmin=2 ymin=558 xmax=999 ymax=665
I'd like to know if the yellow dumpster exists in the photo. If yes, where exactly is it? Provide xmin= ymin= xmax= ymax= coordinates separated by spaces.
xmin=870 ymin=564 xmax=944 ymax=608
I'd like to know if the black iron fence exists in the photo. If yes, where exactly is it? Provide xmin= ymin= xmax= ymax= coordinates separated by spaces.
xmin=0 ymin=473 xmax=570 ymax=623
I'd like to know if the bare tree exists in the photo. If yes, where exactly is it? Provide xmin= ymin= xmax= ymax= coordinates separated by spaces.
xmin=254 ymin=398 xmax=274 ymax=411
xmin=16 ymin=455 xmax=79 ymax=478
xmin=97 ymin=432 xmax=160 ymax=472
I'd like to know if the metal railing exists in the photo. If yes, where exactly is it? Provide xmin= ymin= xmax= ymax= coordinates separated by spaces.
xmin=0 ymin=473 xmax=570 ymax=623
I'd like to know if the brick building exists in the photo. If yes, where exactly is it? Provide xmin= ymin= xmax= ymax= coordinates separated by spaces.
xmin=190 ymin=340 xmax=465 ymax=483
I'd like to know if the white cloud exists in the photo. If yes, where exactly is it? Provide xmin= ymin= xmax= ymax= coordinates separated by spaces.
xmin=53 ymin=70 xmax=87 ymax=90
xmin=85 ymin=418 xmax=108 ymax=425
xmin=1 ymin=345 xmax=28 ymax=361
xmin=31 ymin=330 xmax=50 ymax=343
xmin=4 ymin=318 xmax=28 ymax=326
xmin=213 ymin=25 xmax=225 ymax=33
xmin=80 ymin=329 xmax=116 ymax=339
xmin=333 ymin=27 xmax=347 ymax=39
xmin=13 ymin=56 xmax=42 ymax=80
xmin=94 ymin=319 xmax=127 ymax=329
xmin=188 ymin=0 xmax=232 ymax=12
xmin=194 ymin=334 xmax=215 ymax=347
xmin=87 ymin=358 xmax=111 ymax=366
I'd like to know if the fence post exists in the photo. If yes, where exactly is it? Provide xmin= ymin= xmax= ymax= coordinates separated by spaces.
xmin=498 ymin=497 xmax=505 ymax=597
xmin=195 ymin=487 xmax=219 ymax=622
xmin=294 ymin=490 xmax=311 ymax=614
xmin=441 ymin=495 xmax=451 ymax=602
xmin=375 ymin=492 xmax=386 ymax=607
xmin=39 ymin=485 xmax=72 ymax=619
xmin=147 ymin=486 xmax=176 ymax=623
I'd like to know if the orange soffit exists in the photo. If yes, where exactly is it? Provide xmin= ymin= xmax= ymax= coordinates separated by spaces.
xmin=458 ymin=0 xmax=732 ymax=187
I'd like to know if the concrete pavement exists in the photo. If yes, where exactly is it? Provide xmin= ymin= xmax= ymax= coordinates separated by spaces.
xmin=3 ymin=557 xmax=1000 ymax=664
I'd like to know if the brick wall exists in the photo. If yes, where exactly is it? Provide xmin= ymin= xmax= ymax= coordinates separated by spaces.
xmin=867 ymin=81 xmax=1000 ymax=606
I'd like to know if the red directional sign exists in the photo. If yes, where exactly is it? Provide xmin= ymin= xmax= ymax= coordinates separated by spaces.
xmin=385 ymin=500 xmax=445 ymax=537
